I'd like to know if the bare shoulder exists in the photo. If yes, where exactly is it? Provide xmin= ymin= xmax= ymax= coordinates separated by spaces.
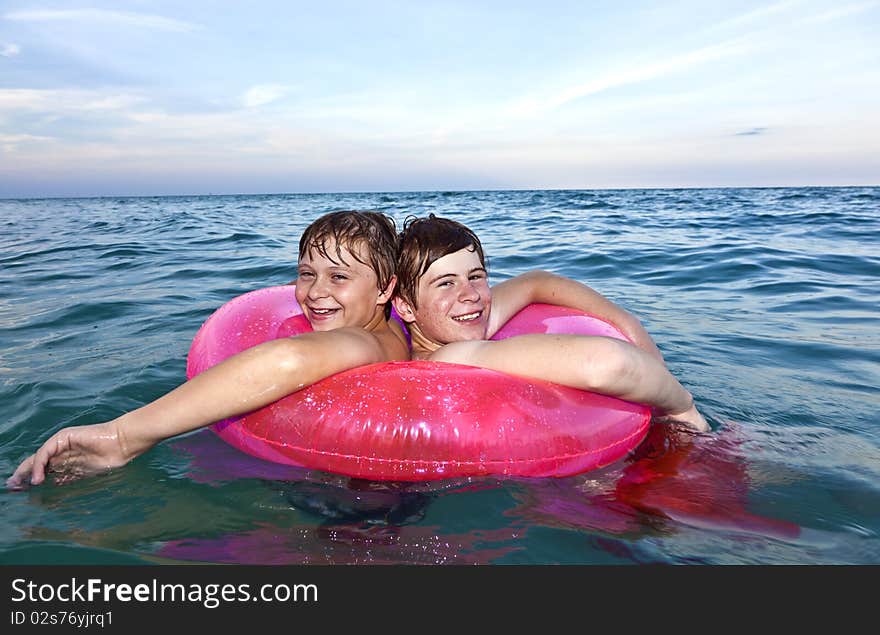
xmin=313 ymin=325 xmax=408 ymax=363
xmin=294 ymin=328 xmax=389 ymax=366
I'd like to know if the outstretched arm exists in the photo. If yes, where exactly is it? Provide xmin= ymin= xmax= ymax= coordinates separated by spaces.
xmin=488 ymin=270 xmax=664 ymax=361
xmin=7 ymin=329 xmax=386 ymax=487
xmin=430 ymin=334 xmax=708 ymax=432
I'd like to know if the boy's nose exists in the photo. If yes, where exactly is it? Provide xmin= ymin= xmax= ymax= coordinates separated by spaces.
xmin=307 ymin=278 xmax=330 ymax=299
xmin=459 ymin=282 xmax=481 ymax=302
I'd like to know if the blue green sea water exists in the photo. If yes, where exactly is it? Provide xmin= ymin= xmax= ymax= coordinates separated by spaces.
xmin=1 ymin=187 xmax=878 ymax=565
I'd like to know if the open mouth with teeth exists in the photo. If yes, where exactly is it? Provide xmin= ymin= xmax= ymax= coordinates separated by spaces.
xmin=452 ymin=310 xmax=482 ymax=322
xmin=308 ymin=307 xmax=340 ymax=318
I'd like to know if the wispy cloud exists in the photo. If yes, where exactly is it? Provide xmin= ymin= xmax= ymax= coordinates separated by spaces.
xmin=0 ymin=86 xmax=311 ymax=160
xmin=0 ymin=132 xmax=54 ymax=154
xmin=504 ymin=38 xmax=753 ymax=118
xmin=242 ymin=84 xmax=290 ymax=108
xmin=4 ymin=9 xmax=200 ymax=32
xmin=706 ymin=0 xmax=802 ymax=33
xmin=0 ymin=88 xmax=145 ymax=114
xmin=803 ymin=1 xmax=879 ymax=24
xmin=1 ymin=42 xmax=20 ymax=57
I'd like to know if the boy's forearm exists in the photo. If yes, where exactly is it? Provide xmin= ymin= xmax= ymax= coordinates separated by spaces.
xmin=436 ymin=335 xmax=690 ymax=414
xmin=115 ymin=338 xmax=308 ymax=456
xmin=114 ymin=329 xmax=385 ymax=457
xmin=545 ymin=336 xmax=691 ymax=414
xmin=597 ymin=339 xmax=693 ymax=415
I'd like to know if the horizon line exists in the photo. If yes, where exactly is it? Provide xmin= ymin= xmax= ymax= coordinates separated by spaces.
xmin=2 ymin=183 xmax=878 ymax=202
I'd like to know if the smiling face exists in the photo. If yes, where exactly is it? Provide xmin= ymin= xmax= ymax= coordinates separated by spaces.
xmin=394 ymin=247 xmax=492 ymax=349
xmin=295 ymin=239 xmax=394 ymax=332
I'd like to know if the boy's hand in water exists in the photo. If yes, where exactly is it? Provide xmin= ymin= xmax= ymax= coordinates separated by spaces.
xmin=6 ymin=420 xmax=137 ymax=488
xmin=654 ymin=403 xmax=710 ymax=433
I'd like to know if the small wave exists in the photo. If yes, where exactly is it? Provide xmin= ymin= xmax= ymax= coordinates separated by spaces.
xmin=3 ymin=299 xmax=140 ymax=333
xmin=850 ymin=192 xmax=879 ymax=201
xmin=767 ymin=294 xmax=877 ymax=314
xmin=0 ymin=242 xmax=98 ymax=266
xmin=745 ymin=280 xmax=825 ymax=296
xmin=97 ymin=246 xmax=160 ymax=259
xmin=715 ymin=331 xmax=880 ymax=367
xmin=760 ymin=253 xmax=878 ymax=278
xmin=187 ymin=230 xmax=267 ymax=246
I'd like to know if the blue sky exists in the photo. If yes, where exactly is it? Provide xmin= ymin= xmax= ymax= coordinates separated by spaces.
xmin=1 ymin=1 xmax=878 ymax=197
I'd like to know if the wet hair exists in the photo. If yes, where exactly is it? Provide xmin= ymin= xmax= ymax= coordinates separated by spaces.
xmin=395 ymin=213 xmax=486 ymax=310
xmin=298 ymin=211 xmax=398 ymax=316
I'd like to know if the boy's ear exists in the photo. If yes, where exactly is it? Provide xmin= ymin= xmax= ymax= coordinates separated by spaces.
xmin=377 ymin=275 xmax=397 ymax=304
xmin=391 ymin=295 xmax=416 ymax=323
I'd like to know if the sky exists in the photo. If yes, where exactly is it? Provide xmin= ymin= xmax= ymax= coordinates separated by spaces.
xmin=0 ymin=1 xmax=878 ymax=197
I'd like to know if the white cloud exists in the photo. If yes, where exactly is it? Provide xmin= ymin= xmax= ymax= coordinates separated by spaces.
xmin=0 ymin=88 xmax=144 ymax=113
xmin=4 ymin=9 xmax=200 ymax=32
xmin=0 ymin=88 xmax=54 ymax=110
xmin=0 ymin=133 xmax=52 ymax=143
xmin=706 ymin=0 xmax=802 ymax=33
xmin=86 ymin=94 xmax=145 ymax=110
xmin=242 ymin=84 xmax=289 ymax=108
xmin=803 ymin=1 xmax=879 ymax=24
xmin=0 ymin=88 xmax=146 ymax=122
xmin=1 ymin=42 xmax=21 ymax=57
xmin=504 ymin=37 xmax=754 ymax=118
xmin=0 ymin=132 xmax=53 ymax=154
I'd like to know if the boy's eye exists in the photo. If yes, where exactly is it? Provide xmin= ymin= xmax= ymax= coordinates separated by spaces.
xmin=332 ymin=274 xmax=349 ymax=281
xmin=298 ymin=271 xmax=314 ymax=279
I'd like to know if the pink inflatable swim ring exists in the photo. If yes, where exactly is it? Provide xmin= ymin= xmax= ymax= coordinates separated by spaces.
xmin=186 ymin=285 xmax=651 ymax=481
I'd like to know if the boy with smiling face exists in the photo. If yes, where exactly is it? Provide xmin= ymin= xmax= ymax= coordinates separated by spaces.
xmin=392 ymin=214 xmax=709 ymax=432
xmin=8 ymin=211 xmax=410 ymax=487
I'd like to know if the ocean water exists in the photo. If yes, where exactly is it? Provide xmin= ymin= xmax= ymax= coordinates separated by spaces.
xmin=1 ymin=187 xmax=878 ymax=565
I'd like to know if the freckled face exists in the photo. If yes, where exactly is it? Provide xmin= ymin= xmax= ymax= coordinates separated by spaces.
xmin=294 ymin=241 xmax=384 ymax=331
xmin=411 ymin=247 xmax=491 ymax=345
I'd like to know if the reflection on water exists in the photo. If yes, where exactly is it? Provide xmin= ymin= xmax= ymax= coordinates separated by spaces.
xmin=19 ymin=423 xmax=793 ymax=565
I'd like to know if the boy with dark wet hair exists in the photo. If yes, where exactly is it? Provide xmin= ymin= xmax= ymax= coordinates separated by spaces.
xmin=392 ymin=214 xmax=708 ymax=431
